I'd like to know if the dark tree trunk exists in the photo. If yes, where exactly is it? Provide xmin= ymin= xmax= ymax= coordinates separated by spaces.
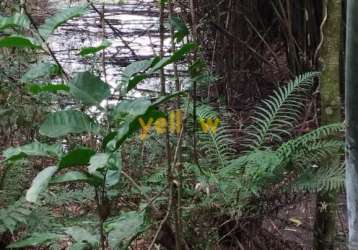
xmin=345 ymin=0 xmax=358 ymax=249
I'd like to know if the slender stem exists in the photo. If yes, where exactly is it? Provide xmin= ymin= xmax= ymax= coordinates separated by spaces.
xmin=86 ymin=0 xmax=138 ymax=59
xmin=22 ymin=2 xmax=70 ymax=81
xmin=189 ymin=0 xmax=198 ymax=167
xmin=169 ymin=2 xmax=183 ymax=249
xmin=95 ymin=188 xmax=106 ymax=250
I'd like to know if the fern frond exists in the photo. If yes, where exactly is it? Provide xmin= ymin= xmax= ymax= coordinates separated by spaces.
xmin=196 ymin=104 xmax=219 ymax=120
xmin=276 ymin=123 xmax=344 ymax=161
xmin=0 ymin=199 xmax=33 ymax=234
xmin=199 ymin=126 xmax=235 ymax=167
xmin=291 ymin=163 xmax=345 ymax=192
xmin=291 ymin=140 xmax=344 ymax=166
xmin=145 ymin=168 xmax=166 ymax=184
xmin=245 ymin=72 xmax=319 ymax=149
xmin=184 ymin=102 xmax=235 ymax=168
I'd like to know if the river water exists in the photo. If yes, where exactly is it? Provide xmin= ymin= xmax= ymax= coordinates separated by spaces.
xmin=48 ymin=0 xmax=176 ymax=97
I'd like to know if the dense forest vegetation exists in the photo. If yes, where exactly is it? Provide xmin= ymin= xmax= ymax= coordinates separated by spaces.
xmin=0 ymin=0 xmax=357 ymax=249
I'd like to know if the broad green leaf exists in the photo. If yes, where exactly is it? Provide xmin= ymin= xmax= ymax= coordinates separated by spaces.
xmin=169 ymin=42 xmax=196 ymax=63
xmin=107 ymin=98 xmax=153 ymax=150
xmin=51 ymin=171 xmax=102 ymax=186
xmin=79 ymin=40 xmax=111 ymax=56
xmin=105 ymin=153 xmax=122 ymax=188
xmin=169 ymin=16 xmax=189 ymax=42
xmin=125 ymin=74 xmax=147 ymax=93
xmin=88 ymin=153 xmax=110 ymax=174
xmin=3 ymin=142 xmax=63 ymax=161
xmin=149 ymin=43 xmax=196 ymax=73
xmin=21 ymin=62 xmax=61 ymax=82
xmin=26 ymin=166 xmax=59 ymax=203
xmin=6 ymin=233 xmax=62 ymax=248
xmin=147 ymin=57 xmax=170 ymax=74
xmin=121 ymin=43 xmax=194 ymax=91
xmin=1 ymin=216 xmax=17 ymax=233
xmin=39 ymin=5 xmax=89 ymax=40
xmin=39 ymin=110 xmax=99 ymax=138
xmin=0 ymin=35 xmax=41 ymax=49
xmin=107 ymin=109 xmax=165 ymax=151
xmin=121 ymin=58 xmax=157 ymax=92
xmin=65 ymin=227 xmax=99 ymax=247
xmin=70 ymin=71 xmax=111 ymax=105
xmin=69 ymin=242 xmax=91 ymax=250
xmin=0 ymin=13 xmax=30 ymax=30
xmin=59 ymin=148 xmax=96 ymax=168
xmin=151 ymin=91 xmax=185 ymax=107
xmin=27 ymin=83 xmax=69 ymax=94
xmin=106 ymin=93 xmax=183 ymax=150
xmin=104 ymin=211 xmax=147 ymax=249
xmin=112 ymin=98 xmax=152 ymax=118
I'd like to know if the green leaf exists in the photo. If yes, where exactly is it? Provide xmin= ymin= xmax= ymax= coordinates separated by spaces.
xmin=6 ymin=233 xmax=62 ymax=248
xmin=104 ymin=211 xmax=147 ymax=249
xmin=79 ymin=40 xmax=111 ymax=56
xmin=59 ymin=148 xmax=96 ymax=168
xmin=0 ymin=13 xmax=30 ymax=30
xmin=105 ymin=153 xmax=122 ymax=188
xmin=147 ymin=57 xmax=170 ymax=73
xmin=21 ymin=62 xmax=61 ymax=82
xmin=3 ymin=142 xmax=63 ymax=161
xmin=149 ymin=43 xmax=196 ymax=73
xmin=27 ymin=83 xmax=70 ymax=94
xmin=69 ymin=242 xmax=92 ymax=250
xmin=26 ymin=166 xmax=59 ymax=203
xmin=0 ymin=35 xmax=41 ymax=49
xmin=39 ymin=5 xmax=89 ymax=40
xmin=169 ymin=16 xmax=189 ymax=42
xmin=107 ymin=99 xmax=153 ymax=150
xmin=88 ymin=153 xmax=109 ymax=174
xmin=2 ymin=216 xmax=17 ymax=233
xmin=51 ymin=171 xmax=102 ymax=186
xmin=121 ymin=58 xmax=156 ymax=92
xmin=169 ymin=42 xmax=196 ymax=62
xmin=126 ymin=74 xmax=147 ymax=93
xmin=107 ymin=109 xmax=165 ymax=151
xmin=70 ymin=71 xmax=111 ymax=105
xmin=39 ymin=110 xmax=99 ymax=138
xmin=113 ymin=98 xmax=152 ymax=118
xmin=106 ymin=93 xmax=183 ymax=150
xmin=151 ymin=91 xmax=185 ymax=107
xmin=65 ymin=227 xmax=99 ymax=247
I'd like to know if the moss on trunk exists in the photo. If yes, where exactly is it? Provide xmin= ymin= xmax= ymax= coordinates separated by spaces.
xmin=313 ymin=0 xmax=342 ymax=249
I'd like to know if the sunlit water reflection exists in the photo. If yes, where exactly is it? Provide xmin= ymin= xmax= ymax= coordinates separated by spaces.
xmin=48 ymin=0 xmax=182 ymax=98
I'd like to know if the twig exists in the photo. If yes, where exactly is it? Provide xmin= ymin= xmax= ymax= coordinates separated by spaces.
xmin=209 ymin=20 xmax=274 ymax=68
xmin=86 ymin=0 xmax=138 ymax=59
xmin=314 ymin=0 xmax=328 ymax=65
xmin=148 ymin=195 xmax=173 ymax=250
xmin=243 ymin=15 xmax=281 ymax=69
xmin=23 ymin=3 xmax=70 ymax=81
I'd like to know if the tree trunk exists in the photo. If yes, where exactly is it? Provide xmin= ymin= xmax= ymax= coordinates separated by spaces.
xmin=313 ymin=0 xmax=342 ymax=249
xmin=346 ymin=0 xmax=358 ymax=249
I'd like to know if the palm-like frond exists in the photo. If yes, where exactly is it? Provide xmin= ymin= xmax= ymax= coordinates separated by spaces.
xmin=0 ymin=200 xmax=33 ymax=234
xmin=245 ymin=72 xmax=319 ymax=149
xmin=199 ymin=126 xmax=235 ymax=168
xmin=195 ymin=104 xmax=235 ymax=167
xmin=276 ymin=123 xmax=344 ymax=162
xmin=291 ymin=163 xmax=345 ymax=192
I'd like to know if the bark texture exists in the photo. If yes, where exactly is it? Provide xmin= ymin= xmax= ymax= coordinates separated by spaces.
xmin=346 ymin=0 xmax=358 ymax=249
xmin=313 ymin=0 xmax=342 ymax=249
